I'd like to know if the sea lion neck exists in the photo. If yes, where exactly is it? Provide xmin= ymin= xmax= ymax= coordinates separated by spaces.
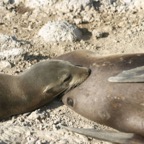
xmin=0 ymin=74 xmax=21 ymax=96
xmin=17 ymin=70 xmax=44 ymax=98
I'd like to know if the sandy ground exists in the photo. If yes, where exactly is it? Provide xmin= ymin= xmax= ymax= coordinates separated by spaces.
xmin=0 ymin=0 xmax=144 ymax=144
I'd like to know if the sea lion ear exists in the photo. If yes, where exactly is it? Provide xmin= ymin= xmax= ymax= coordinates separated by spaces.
xmin=108 ymin=66 xmax=144 ymax=83
xmin=59 ymin=70 xmax=72 ymax=83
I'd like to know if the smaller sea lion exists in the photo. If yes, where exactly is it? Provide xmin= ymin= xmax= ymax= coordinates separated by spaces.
xmin=0 ymin=60 xmax=90 ymax=120
xmin=56 ymin=50 xmax=144 ymax=144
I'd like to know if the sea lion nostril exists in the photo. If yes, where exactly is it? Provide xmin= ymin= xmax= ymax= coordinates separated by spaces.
xmin=67 ymin=97 xmax=74 ymax=107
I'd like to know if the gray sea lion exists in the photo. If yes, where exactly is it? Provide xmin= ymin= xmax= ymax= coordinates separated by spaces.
xmin=0 ymin=60 xmax=90 ymax=120
xmin=56 ymin=50 xmax=144 ymax=143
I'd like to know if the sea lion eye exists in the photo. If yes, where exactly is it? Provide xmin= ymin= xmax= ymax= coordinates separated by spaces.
xmin=76 ymin=65 xmax=83 ymax=67
xmin=63 ymin=74 xmax=72 ymax=82
xmin=67 ymin=97 xmax=74 ymax=107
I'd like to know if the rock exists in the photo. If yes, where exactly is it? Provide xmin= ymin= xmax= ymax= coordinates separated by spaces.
xmin=74 ymin=18 xmax=82 ymax=24
xmin=0 ymin=34 xmax=30 ymax=62
xmin=0 ymin=48 xmax=24 ymax=59
xmin=122 ymin=0 xmax=133 ymax=4
xmin=92 ymin=30 xmax=109 ymax=39
xmin=25 ymin=0 xmax=58 ymax=8
xmin=133 ymin=0 xmax=144 ymax=9
xmin=55 ymin=0 xmax=93 ymax=13
xmin=108 ymin=0 xmax=117 ymax=4
xmin=27 ymin=111 xmax=40 ymax=120
xmin=38 ymin=21 xmax=82 ymax=42
xmin=120 ymin=0 xmax=144 ymax=9
xmin=0 ymin=61 xmax=11 ymax=71
xmin=1 ymin=0 xmax=58 ymax=8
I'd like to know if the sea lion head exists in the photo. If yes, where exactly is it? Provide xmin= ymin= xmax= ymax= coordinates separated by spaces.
xmin=40 ymin=60 xmax=91 ymax=96
xmin=20 ymin=60 xmax=91 ymax=101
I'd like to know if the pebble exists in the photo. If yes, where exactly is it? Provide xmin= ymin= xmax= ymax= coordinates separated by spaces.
xmin=55 ymin=0 xmax=92 ymax=13
xmin=0 ymin=61 xmax=11 ymax=71
xmin=25 ymin=0 xmax=57 ymax=8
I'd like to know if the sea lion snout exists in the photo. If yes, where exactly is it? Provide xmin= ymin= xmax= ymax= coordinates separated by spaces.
xmin=67 ymin=65 xmax=90 ymax=89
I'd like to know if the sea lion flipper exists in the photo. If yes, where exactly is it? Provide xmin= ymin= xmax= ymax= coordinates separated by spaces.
xmin=108 ymin=66 xmax=144 ymax=82
xmin=61 ymin=125 xmax=134 ymax=144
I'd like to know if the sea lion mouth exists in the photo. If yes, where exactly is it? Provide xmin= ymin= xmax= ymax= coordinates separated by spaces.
xmin=60 ymin=83 xmax=80 ymax=97
xmin=66 ymin=68 xmax=91 ymax=92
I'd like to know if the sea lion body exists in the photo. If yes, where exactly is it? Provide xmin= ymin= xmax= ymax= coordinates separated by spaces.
xmin=56 ymin=50 xmax=144 ymax=137
xmin=0 ymin=60 xmax=90 ymax=119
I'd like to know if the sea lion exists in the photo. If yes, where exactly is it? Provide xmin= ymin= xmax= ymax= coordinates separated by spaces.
xmin=0 ymin=60 xmax=90 ymax=120
xmin=56 ymin=50 xmax=144 ymax=143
